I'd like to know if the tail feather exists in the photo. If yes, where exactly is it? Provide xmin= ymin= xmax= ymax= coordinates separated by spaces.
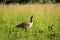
xmin=16 ymin=24 xmax=22 ymax=28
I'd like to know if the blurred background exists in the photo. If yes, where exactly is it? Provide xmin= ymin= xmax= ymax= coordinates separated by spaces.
xmin=0 ymin=0 xmax=60 ymax=40
xmin=0 ymin=0 xmax=60 ymax=4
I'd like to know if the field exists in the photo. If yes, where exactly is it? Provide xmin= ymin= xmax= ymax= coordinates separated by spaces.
xmin=0 ymin=4 xmax=60 ymax=40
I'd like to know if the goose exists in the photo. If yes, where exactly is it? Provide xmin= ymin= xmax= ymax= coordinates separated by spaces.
xmin=48 ymin=24 xmax=54 ymax=30
xmin=16 ymin=15 xmax=34 ymax=30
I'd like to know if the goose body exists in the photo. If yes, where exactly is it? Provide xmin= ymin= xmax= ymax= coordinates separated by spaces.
xmin=20 ymin=22 xmax=33 ymax=29
xmin=16 ymin=15 xmax=34 ymax=29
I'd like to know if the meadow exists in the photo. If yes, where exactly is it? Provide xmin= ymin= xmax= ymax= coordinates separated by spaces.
xmin=0 ymin=4 xmax=60 ymax=40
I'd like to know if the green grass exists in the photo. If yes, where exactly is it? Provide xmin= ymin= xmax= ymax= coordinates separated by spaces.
xmin=0 ymin=4 xmax=60 ymax=40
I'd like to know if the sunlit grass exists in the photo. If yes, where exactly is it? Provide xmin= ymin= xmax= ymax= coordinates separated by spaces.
xmin=0 ymin=4 xmax=60 ymax=40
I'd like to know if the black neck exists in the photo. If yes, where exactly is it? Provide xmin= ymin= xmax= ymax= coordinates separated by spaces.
xmin=30 ymin=16 xmax=33 ymax=22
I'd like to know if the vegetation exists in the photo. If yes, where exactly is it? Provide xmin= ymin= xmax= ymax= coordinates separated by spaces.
xmin=0 ymin=4 xmax=60 ymax=40
xmin=0 ymin=0 xmax=60 ymax=4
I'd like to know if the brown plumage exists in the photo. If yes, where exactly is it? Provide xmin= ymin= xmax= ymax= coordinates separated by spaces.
xmin=48 ymin=24 xmax=54 ymax=30
xmin=16 ymin=15 xmax=34 ymax=29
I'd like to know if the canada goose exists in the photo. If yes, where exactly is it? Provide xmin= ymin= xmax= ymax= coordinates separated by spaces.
xmin=48 ymin=24 xmax=54 ymax=30
xmin=16 ymin=15 xmax=34 ymax=29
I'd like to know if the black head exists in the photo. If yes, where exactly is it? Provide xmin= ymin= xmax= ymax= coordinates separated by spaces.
xmin=51 ymin=24 xmax=54 ymax=26
xmin=31 ymin=15 xmax=34 ymax=18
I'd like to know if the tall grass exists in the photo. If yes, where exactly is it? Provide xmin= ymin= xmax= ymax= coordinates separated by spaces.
xmin=0 ymin=4 xmax=60 ymax=40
